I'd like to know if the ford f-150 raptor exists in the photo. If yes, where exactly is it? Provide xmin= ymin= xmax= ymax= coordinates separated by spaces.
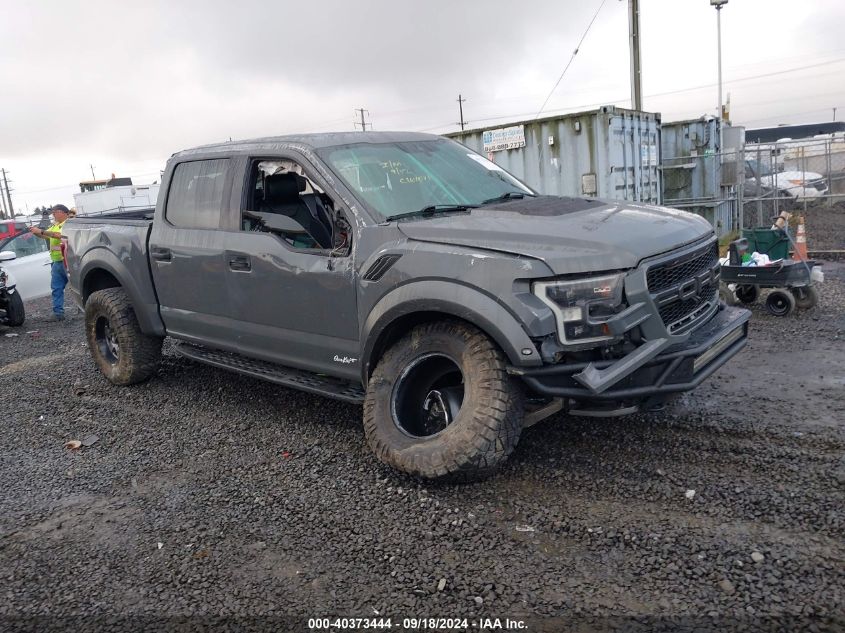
xmin=64 ymin=132 xmax=750 ymax=481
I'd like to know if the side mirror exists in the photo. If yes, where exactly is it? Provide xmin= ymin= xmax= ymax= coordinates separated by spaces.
xmin=0 ymin=250 xmax=16 ymax=262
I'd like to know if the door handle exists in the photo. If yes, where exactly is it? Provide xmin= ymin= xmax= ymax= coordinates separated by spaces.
xmin=228 ymin=255 xmax=251 ymax=272
xmin=150 ymin=247 xmax=172 ymax=262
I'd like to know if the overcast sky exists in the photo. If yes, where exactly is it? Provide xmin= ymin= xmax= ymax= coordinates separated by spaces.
xmin=2 ymin=0 xmax=844 ymax=214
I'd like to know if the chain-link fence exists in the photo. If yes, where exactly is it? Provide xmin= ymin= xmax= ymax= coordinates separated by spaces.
xmin=661 ymin=148 xmax=742 ymax=238
xmin=741 ymin=135 xmax=845 ymax=227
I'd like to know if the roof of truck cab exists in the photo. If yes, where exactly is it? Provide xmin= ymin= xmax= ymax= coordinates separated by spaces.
xmin=172 ymin=131 xmax=443 ymax=158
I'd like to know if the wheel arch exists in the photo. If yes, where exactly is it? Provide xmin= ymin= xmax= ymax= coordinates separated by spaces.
xmin=78 ymin=250 xmax=165 ymax=336
xmin=361 ymin=281 xmax=542 ymax=385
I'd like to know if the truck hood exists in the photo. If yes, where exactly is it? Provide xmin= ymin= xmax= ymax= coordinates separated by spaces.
xmin=397 ymin=196 xmax=714 ymax=275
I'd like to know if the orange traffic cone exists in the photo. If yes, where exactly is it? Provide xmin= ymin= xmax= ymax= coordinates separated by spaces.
xmin=793 ymin=217 xmax=808 ymax=261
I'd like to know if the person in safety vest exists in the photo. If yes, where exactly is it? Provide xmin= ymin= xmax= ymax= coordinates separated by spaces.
xmin=29 ymin=204 xmax=70 ymax=321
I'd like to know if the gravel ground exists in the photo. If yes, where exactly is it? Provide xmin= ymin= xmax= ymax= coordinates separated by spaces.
xmin=1 ymin=268 xmax=843 ymax=633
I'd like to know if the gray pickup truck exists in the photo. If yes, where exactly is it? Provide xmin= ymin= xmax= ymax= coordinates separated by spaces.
xmin=65 ymin=132 xmax=750 ymax=481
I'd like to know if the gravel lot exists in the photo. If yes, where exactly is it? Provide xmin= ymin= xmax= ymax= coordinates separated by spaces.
xmin=2 ymin=264 xmax=843 ymax=631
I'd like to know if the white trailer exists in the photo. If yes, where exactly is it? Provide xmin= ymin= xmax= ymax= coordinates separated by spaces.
xmin=73 ymin=183 xmax=160 ymax=216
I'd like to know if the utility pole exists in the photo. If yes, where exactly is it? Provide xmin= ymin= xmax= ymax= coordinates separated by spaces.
xmin=628 ymin=0 xmax=642 ymax=111
xmin=457 ymin=94 xmax=467 ymax=131
xmin=834 ymin=107 xmax=838 ymax=121
xmin=0 ymin=178 xmax=7 ymax=220
xmin=90 ymin=164 xmax=96 ymax=179
xmin=1 ymin=168 xmax=14 ymax=217
xmin=354 ymin=107 xmax=370 ymax=131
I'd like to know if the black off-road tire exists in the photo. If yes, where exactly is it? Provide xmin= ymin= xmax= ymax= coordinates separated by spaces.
xmin=791 ymin=285 xmax=818 ymax=310
xmin=363 ymin=321 xmax=524 ymax=482
xmin=3 ymin=290 xmax=25 ymax=326
xmin=85 ymin=288 xmax=163 ymax=385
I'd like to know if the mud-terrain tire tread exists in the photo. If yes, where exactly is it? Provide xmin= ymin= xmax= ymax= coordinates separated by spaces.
xmin=363 ymin=320 xmax=524 ymax=482
xmin=85 ymin=288 xmax=162 ymax=385
xmin=4 ymin=290 xmax=25 ymax=326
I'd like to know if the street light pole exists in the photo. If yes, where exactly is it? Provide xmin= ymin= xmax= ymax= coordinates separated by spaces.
xmin=711 ymin=0 xmax=728 ymax=150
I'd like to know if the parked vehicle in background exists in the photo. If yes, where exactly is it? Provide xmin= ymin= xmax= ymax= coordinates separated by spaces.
xmin=0 ymin=219 xmax=29 ymax=242
xmin=65 ymin=132 xmax=751 ymax=481
xmin=0 ymin=231 xmax=52 ymax=300
xmin=0 ymin=250 xmax=26 ymax=327
xmin=744 ymin=159 xmax=828 ymax=201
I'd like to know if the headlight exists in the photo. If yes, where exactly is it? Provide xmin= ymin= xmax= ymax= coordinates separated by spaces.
xmin=533 ymin=273 xmax=625 ymax=346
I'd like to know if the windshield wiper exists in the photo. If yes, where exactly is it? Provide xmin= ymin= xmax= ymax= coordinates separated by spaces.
xmin=384 ymin=204 xmax=476 ymax=222
xmin=480 ymin=191 xmax=536 ymax=205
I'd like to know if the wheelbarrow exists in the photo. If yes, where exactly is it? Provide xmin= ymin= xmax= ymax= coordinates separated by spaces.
xmin=720 ymin=235 xmax=823 ymax=317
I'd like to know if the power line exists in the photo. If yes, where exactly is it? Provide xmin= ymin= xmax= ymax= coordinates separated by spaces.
xmin=535 ymin=0 xmax=608 ymax=119
xmin=420 ymin=57 xmax=845 ymax=133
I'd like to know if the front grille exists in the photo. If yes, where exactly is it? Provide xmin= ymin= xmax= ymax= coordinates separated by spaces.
xmin=658 ymin=284 xmax=717 ymax=331
xmin=809 ymin=179 xmax=826 ymax=191
xmin=647 ymin=241 xmax=720 ymax=334
xmin=647 ymin=242 xmax=719 ymax=293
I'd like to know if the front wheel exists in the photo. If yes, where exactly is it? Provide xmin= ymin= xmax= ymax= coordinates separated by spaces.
xmin=363 ymin=321 xmax=524 ymax=481
xmin=2 ymin=290 xmax=25 ymax=326
xmin=85 ymin=288 xmax=163 ymax=385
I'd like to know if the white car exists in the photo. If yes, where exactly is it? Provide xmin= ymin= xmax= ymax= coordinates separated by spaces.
xmin=744 ymin=160 xmax=828 ymax=200
xmin=0 ymin=231 xmax=52 ymax=300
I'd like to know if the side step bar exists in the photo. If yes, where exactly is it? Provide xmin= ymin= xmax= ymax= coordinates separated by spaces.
xmin=174 ymin=343 xmax=366 ymax=404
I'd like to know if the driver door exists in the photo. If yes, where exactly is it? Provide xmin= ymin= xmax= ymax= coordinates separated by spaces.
xmin=220 ymin=155 xmax=360 ymax=379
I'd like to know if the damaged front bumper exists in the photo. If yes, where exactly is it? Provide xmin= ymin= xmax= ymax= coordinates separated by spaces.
xmin=509 ymin=305 xmax=750 ymax=402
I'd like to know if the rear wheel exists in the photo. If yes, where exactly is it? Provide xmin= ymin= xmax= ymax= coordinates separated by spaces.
xmin=85 ymin=288 xmax=163 ymax=385
xmin=2 ymin=290 xmax=25 ymax=327
xmin=791 ymin=286 xmax=818 ymax=310
xmin=735 ymin=285 xmax=759 ymax=305
xmin=765 ymin=289 xmax=796 ymax=317
xmin=364 ymin=321 xmax=524 ymax=481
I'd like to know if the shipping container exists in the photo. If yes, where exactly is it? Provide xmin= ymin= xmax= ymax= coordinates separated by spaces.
xmin=446 ymin=106 xmax=661 ymax=205
xmin=660 ymin=116 xmax=739 ymax=237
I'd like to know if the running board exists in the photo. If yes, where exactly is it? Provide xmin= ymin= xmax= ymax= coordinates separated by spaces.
xmin=174 ymin=343 xmax=365 ymax=403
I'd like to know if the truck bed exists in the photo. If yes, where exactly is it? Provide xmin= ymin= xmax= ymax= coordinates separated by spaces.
xmin=71 ymin=207 xmax=155 ymax=223
xmin=63 ymin=213 xmax=164 ymax=335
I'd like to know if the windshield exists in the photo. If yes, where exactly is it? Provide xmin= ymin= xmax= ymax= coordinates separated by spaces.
xmin=317 ymin=139 xmax=534 ymax=220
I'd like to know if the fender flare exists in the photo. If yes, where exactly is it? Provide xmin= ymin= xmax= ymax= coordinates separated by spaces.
xmin=78 ymin=249 xmax=166 ymax=336
xmin=360 ymin=280 xmax=542 ymax=384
